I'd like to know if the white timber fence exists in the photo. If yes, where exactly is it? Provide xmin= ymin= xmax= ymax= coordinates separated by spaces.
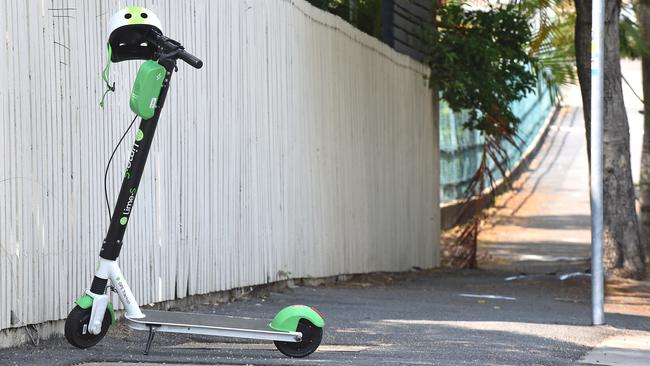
xmin=0 ymin=0 xmax=439 ymax=343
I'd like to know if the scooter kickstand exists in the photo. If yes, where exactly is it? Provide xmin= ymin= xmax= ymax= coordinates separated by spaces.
xmin=143 ymin=326 xmax=157 ymax=355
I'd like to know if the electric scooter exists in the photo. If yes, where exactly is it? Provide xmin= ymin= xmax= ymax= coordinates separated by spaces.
xmin=64 ymin=7 xmax=324 ymax=358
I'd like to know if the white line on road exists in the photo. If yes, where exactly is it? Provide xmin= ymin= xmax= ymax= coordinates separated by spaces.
xmin=458 ymin=293 xmax=517 ymax=301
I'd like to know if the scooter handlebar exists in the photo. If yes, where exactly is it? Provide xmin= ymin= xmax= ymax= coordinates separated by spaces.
xmin=149 ymin=32 xmax=203 ymax=69
xmin=178 ymin=49 xmax=203 ymax=69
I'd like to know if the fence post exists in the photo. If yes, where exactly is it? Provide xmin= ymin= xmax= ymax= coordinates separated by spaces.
xmin=590 ymin=0 xmax=605 ymax=326
xmin=381 ymin=0 xmax=394 ymax=46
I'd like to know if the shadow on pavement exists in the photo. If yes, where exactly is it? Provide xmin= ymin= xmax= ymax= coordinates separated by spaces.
xmin=1 ymin=269 xmax=649 ymax=365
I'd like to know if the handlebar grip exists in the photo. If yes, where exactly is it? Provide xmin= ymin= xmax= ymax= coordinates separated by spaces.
xmin=178 ymin=49 xmax=203 ymax=69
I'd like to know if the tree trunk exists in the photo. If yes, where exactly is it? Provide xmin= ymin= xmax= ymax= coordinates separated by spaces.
xmin=638 ymin=0 xmax=650 ymax=261
xmin=574 ymin=0 xmax=592 ymax=162
xmin=574 ymin=0 xmax=646 ymax=278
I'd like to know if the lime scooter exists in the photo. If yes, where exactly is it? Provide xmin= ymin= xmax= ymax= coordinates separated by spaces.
xmin=64 ymin=7 xmax=324 ymax=358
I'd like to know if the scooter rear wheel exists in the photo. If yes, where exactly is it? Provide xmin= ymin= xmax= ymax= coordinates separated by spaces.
xmin=64 ymin=305 xmax=111 ymax=349
xmin=274 ymin=319 xmax=323 ymax=358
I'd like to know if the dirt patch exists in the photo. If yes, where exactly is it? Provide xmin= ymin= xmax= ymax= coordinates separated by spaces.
xmin=319 ymin=268 xmax=445 ymax=289
xmin=606 ymin=276 xmax=650 ymax=317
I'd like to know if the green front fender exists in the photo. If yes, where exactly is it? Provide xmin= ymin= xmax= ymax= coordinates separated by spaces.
xmin=270 ymin=305 xmax=325 ymax=332
xmin=75 ymin=294 xmax=116 ymax=326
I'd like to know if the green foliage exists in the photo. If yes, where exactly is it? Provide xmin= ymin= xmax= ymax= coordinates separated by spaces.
xmin=620 ymin=4 xmax=648 ymax=59
xmin=423 ymin=1 xmax=578 ymax=267
xmin=520 ymin=0 xmax=577 ymax=101
xmin=426 ymin=4 xmax=538 ymax=135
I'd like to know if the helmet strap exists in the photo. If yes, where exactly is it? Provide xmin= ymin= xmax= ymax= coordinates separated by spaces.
xmin=99 ymin=45 xmax=115 ymax=108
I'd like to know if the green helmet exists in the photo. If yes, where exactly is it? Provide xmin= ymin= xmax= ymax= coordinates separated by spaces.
xmin=107 ymin=7 xmax=163 ymax=62
xmin=100 ymin=7 xmax=164 ymax=107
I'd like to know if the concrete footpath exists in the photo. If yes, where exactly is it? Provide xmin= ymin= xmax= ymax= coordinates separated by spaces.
xmin=477 ymin=65 xmax=646 ymax=275
xmin=478 ymin=93 xmax=591 ymax=273
xmin=477 ymin=80 xmax=650 ymax=365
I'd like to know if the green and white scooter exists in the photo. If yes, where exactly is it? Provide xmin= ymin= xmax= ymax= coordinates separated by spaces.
xmin=64 ymin=7 xmax=324 ymax=358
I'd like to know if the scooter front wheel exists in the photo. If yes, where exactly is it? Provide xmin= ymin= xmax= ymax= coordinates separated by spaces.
xmin=274 ymin=319 xmax=323 ymax=358
xmin=64 ymin=305 xmax=111 ymax=348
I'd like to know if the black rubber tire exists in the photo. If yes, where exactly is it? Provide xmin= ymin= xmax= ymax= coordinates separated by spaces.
xmin=274 ymin=319 xmax=323 ymax=358
xmin=64 ymin=305 xmax=111 ymax=349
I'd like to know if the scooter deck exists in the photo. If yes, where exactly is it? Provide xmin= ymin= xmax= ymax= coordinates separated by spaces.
xmin=127 ymin=310 xmax=301 ymax=343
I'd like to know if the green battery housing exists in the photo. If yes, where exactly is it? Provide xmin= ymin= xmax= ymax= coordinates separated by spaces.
xmin=130 ymin=60 xmax=165 ymax=119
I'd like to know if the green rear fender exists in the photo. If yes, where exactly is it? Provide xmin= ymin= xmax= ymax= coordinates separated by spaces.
xmin=270 ymin=305 xmax=325 ymax=332
xmin=75 ymin=294 xmax=116 ymax=326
